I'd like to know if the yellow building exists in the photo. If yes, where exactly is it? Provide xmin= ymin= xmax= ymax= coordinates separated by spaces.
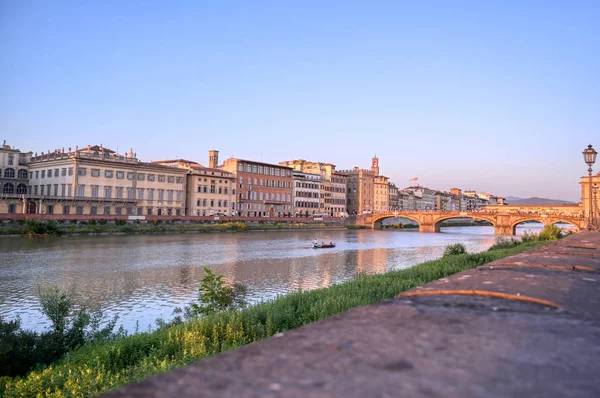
xmin=580 ymin=172 xmax=600 ymax=225
xmin=155 ymin=153 xmax=236 ymax=216
xmin=25 ymin=145 xmax=187 ymax=216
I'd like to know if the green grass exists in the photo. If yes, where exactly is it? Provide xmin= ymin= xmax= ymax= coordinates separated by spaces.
xmin=0 ymin=221 xmax=344 ymax=236
xmin=0 ymin=240 xmax=544 ymax=397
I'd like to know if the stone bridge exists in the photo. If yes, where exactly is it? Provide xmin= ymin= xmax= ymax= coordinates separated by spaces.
xmin=355 ymin=209 xmax=586 ymax=235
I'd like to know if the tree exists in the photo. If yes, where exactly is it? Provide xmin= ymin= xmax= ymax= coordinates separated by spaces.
xmin=189 ymin=267 xmax=247 ymax=316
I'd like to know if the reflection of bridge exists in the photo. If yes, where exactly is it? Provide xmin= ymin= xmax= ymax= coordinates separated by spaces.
xmin=355 ymin=208 xmax=585 ymax=235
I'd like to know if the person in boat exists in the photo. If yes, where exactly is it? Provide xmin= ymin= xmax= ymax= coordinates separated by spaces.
xmin=313 ymin=239 xmax=318 ymax=246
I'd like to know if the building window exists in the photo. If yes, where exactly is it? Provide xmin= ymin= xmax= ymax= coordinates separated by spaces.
xmin=137 ymin=173 xmax=145 ymax=181
xmin=7 ymin=155 xmax=14 ymax=165
xmin=176 ymin=177 xmax=184 ymax=184
xmin=127 ymin=188 xmax=135 ymax=199
xmin=90 ymin=206 xmax=97 ymax=215
xmin=147 ymin=174 xmax=155 ymax=182
xmin=3 ymin=183 xmax=14 ymax=194
xmin=103 ymin=206 xmax=110 ymax=215
xmin=77 ymin=185 xmax=85 ymax=197
xmin=158 ymin=175 xmax=165 ymax=182
xmin=62 ymin=168 xmax=67 ymax=177
xmin=16 ymin=183 xmax=27 ymax=194
xmin=168 ymin=190 xmax=174 ymax=201
xmin=68 ymin=167 xmax=73 ymax=176
xmin=137 ymin=188 xmax=144 ymax=200
xmin=105 ymin=186 xmax=112 ymax=198
xmin=115 ymin=207 xmax=122 ymax=215
xmin=63 ymin=205 xmax=70 ymax=215
xmin=246 ymin=164 xmax=252 ymax=172
xmin=137 ymin=207 xmax=143 ymax=216
xmin=168 ymin=176 xmax=175 ymax=183
xmin=46 ymin=205 xmax=54 ymax=215
xmin=90 ymin=186 xmax=99 ymax=198
xmin=210 ymin=185 xmax=216 ymax=194
xmin=158 ymin=190 xmax=164 ymax=200
xmin=176 ymin=191 xmax=182 ymax=201
xmin=4 ymin=168 xmax=15 ymax=178
xmin=127 ymin=172 xmax=135 ymax=180
xmin=116 ymin=171 xmax=124 ymax=179
xmin=54 ymin=169 xmax=59 ymax=177
xmin=210 ymin=199 xmax=214 ymax=207
xmin=78 ymin=168 xmax=87 ymax=176
xmin=116 ymin=187 xmax=123 ymax=199
xmin=17 ymin=169 xmax=28 ymax=179
xmin=61 ymin=184 xmax=66 ymax=196
xmin=148 ymin=189 xmax=154 ymax=200
xmin=238 ymin=163 xmax=243 ymax=172
xmin=76 ymin=206 xmax=84 ymax=215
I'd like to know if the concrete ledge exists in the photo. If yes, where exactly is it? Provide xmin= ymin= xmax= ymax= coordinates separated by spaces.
xmin=105 ymin=233 xmax=600 ymax=398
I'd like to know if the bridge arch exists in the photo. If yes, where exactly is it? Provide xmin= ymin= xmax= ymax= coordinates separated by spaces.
xmin=433 ymin=214 xmax=496 ymax=232
xmin=372 ymin=214 xmax=421 ymax=230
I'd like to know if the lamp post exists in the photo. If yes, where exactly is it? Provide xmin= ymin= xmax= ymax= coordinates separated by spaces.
xmin=582 ymin=144 xmax=597 ymax=230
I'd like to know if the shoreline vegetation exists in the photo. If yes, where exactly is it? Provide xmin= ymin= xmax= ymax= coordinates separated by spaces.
xmin=0 ymin=219 xmax=349 ymax=237
xmin=0 ymin=226 xmax=566 ymax=397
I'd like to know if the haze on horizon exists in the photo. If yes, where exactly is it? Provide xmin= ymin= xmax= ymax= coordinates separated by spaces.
xmin=1 ymin=0 xmax=598 ymax=202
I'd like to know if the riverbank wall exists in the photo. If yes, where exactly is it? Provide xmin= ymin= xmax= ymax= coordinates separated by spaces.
xmin=104 ymin=232 xmax=600 ymax=398
xmin=0 ymin=214 xmax=352 ymax=235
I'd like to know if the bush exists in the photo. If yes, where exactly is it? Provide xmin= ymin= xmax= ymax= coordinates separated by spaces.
xmin=0 ymin=286 xmax=122 ymax=378
xmin=189 ymin=267 xmax=247 ymax=317
xmin=443 ymin=243 xmax=467 ymax=257
xmin=538 ymin=224 xmax=563 ymax=241
xmin=88 ymin=218 xmax=97 ymax=225
xmin=98 ymin=219 xmax=108 ymax=225
xmin=114 ymin=219 xmax=127 ymax=226
xmin=24 ymin=220 xmax=59 ymax=236
xmin=488 ymin=237 xmax=521 ymax=251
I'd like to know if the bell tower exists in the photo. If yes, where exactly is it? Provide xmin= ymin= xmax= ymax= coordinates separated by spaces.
xmin=208 ymin=150 xmax=219 ymax=168
xmin=371 ymin=154 xmax=379 ymax=176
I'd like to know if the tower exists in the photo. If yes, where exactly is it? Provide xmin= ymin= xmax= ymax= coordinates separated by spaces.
xmin=371 ymin=154 xmax=379 ymax=176
xmin=208 ymin=150 xmax=219 ymax=168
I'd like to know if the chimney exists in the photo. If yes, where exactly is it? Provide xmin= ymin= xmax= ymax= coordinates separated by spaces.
xmin=208 ymin=150 xmax=219 ymax=168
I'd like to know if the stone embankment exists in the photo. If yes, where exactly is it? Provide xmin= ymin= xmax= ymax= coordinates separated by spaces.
xmin=106 ymin=233 xmax=600 ymax=398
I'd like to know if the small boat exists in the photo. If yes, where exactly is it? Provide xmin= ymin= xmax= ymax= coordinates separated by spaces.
xmin=313 ymin=243 xmax=336 ymax=249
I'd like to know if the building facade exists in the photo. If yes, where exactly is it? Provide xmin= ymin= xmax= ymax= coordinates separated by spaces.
xmin=292 ymin=171 xmax=321 ymax=216
xmin=279 ymin=159 xmax=347 ymax=217
xmin=404 ymin=186 xmax=436 ymax=210
xmin=374 ymin=174 xmax=390 ymax=213
xmin=221 ymin=157 xmax=294 ymax=217
xmin=0 ymin=141 xmax=31 ymax=213
xmin=26 ymin=145 xmax=187 ymax=216
xmin=154 ymin=155 xmax=236 ymax=216
xmin=339 ymin=156 xmax=381 ymax=215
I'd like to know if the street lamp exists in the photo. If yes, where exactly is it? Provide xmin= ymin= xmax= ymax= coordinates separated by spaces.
xmin=582 ymin=144 xmax=597 ymax=230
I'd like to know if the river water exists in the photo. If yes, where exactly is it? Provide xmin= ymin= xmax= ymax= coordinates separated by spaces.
xmin=0 ymin=223 xmax=550 ymax=333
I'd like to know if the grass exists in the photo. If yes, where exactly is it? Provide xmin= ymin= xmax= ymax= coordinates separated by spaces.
xmin=0 ymin=240 xmax=545 ymax=397
xmin=0 ymin=221 xmax=345 ymax=236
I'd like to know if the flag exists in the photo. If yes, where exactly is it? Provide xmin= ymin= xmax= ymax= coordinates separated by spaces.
xmin=409 ymin=177 xmax=418 ymax=182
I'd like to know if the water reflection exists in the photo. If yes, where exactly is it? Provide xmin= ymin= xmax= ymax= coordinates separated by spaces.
xmin=0 ymin=226 xmax=528 ymax=333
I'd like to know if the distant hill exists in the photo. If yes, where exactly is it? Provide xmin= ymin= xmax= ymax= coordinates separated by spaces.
xmin=505 ymin=197 xmax=576 ymax=206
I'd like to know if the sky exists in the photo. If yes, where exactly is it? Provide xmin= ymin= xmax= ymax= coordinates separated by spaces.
xmin=1 ymin=0 xmax=598 ymax=202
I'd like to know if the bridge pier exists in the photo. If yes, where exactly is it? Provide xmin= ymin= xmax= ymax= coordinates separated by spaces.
xmin=419 ymin=223 xmax=440 ymax=233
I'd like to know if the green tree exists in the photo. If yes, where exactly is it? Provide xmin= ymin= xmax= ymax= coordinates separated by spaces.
xmin=190 ymin=267 xmax=247 ymax=316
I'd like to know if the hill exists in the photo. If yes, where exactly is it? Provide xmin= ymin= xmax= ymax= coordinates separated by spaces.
xmin=504 ymin=197 xmax=576 ymax=206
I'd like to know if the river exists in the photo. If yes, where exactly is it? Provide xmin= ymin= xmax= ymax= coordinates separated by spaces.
xmin=0 ymin=223 xmax=551 ymax=333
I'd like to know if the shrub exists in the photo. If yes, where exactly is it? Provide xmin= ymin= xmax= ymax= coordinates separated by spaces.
xmin=98 ymin=219 xmax=108 ymax=225
xmin=0 ymin=286 xmax=122 ymax=378
xmin=488 ymin=237 xmax=521 ymax=251
xmin=443 ymin=243 xmax=467 ymax=257
xmin=24 ymin=220 xmax=59 ymax=236
xmin=88 ymin=218 xmax=97 ymax=225
xmin=538 ymin=224 xmax=563 ymax=241
xmin=115 ymin=219 xmax=127 ymax=226
xmin=521 ymin=231 xmax=537 ymax=243
xmin=189 ymin=267 xmax=248 ymax=317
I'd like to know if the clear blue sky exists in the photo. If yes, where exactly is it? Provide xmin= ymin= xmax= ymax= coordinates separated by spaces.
xmin=1 ymin=0 xmax=598 ymax=201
